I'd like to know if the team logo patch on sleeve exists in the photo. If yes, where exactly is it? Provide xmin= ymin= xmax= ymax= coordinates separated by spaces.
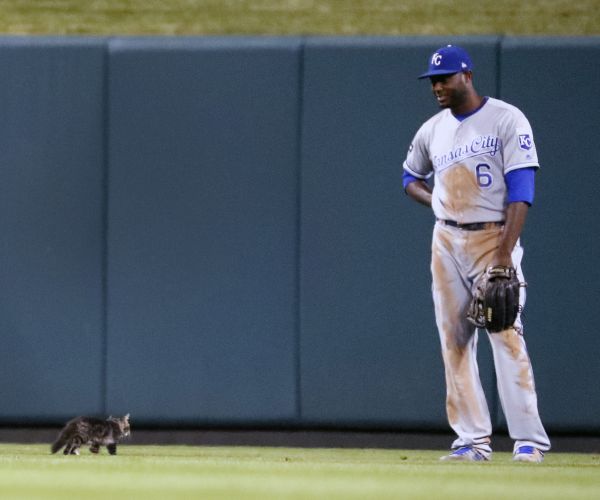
xmin=518 ymin=134 xmax=533 ymax=150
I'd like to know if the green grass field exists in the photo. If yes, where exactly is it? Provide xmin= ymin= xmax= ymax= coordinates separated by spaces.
xmin=0 ymin=0 xmax=597 ymax=35
xmin=0 ymin=444 xmax=598 ymax=499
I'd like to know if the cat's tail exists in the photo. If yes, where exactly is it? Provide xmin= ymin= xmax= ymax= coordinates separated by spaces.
xmin=50 ymin=430 xmax=68 ymax=454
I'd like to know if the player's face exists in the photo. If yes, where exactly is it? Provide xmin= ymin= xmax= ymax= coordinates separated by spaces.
xmin=429 ymin=72 xmax=470 ymax=111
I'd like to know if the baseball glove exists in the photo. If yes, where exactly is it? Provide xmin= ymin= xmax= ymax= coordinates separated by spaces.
xmin=467 ymin=265 xmax=524 ymax=333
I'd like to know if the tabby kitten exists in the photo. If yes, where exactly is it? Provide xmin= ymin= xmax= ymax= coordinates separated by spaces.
xmin=51 ymin=414 xmax=130 ymax=455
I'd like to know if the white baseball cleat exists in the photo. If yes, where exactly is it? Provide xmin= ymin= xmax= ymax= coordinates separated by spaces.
xmin=513 ymin=446 xmax=544 ymax=463
xmin=440 ymin=446 xmax=490 ymax=461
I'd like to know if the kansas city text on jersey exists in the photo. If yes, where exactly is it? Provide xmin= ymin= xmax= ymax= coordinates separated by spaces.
xmin=433 ymin=134 xmax=500 ymax=171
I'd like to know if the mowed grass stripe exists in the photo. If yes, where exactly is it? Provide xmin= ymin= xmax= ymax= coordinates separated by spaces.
xmin=0 ymin=444 xmax=598 ymax=499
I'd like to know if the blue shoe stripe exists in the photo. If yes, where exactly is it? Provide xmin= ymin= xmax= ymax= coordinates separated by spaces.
xmin=516 ymin=446 xmax=535 ymax=455
xmin=449 ymin=446 xmax=487 ymax=460
xmin=516 ymin=446 xmax=533 ymax=454
xmin=452 ymin=447 xmax=472 ymax=456
xmin=515 ymin=446 xmax=543 ymax=456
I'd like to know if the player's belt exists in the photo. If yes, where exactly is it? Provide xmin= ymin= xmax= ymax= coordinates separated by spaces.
xmin=439 ymin=219 xmax=505 ymax=231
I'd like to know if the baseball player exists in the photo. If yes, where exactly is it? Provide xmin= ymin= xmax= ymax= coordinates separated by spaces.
xmin=403 ymin=45 xmax=550 ymax=462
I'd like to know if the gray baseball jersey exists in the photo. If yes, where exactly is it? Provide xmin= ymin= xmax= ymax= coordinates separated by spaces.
xmin=403 ymin=97 xmax=539 ymax=223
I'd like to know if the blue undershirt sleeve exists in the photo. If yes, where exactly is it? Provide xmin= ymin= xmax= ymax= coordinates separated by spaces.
xmin=505 ymin=167 xmax=536 ymax=205
xmin=403 ymin=171 xmax=419 ymax=190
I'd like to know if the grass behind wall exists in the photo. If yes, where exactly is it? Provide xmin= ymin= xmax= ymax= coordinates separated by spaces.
xmin=0 ymin=0 xmax=597 ymax=35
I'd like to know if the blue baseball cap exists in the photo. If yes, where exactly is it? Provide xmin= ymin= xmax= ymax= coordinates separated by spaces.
xmin=418 ymin=45 xmax=473 ymax=79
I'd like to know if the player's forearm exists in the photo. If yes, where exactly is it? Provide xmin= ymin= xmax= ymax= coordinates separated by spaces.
xmin=406 ymin=180 xmax=432 ymax=207
xmin=494 ymin=201 xmax=529 ymax=267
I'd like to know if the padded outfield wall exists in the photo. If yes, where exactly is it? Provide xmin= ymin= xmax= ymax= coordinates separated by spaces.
xmin=0 ymin=36 xmax=597 ymax=433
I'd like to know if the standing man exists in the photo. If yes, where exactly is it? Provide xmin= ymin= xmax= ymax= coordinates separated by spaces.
xmin=403 ymin=45 xmax=550 ymax=462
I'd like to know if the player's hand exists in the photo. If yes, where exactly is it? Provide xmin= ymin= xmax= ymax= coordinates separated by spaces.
xmin=490 ymin=250 xmax=513 ymax=268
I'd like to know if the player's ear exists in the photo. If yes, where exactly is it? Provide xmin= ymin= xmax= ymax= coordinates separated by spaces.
xmin=462 ymin=70 xmax=474 ymax=84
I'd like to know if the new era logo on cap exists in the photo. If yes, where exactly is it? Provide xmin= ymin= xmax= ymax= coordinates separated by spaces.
xmin=418 ymin=45 xmax=473 ymax=79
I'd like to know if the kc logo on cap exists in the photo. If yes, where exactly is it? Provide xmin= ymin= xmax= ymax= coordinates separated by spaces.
xmin=419 ymin=45 xmax=473 ymax=79
xmin=432 ymin=53 xmax=443 ymax=66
